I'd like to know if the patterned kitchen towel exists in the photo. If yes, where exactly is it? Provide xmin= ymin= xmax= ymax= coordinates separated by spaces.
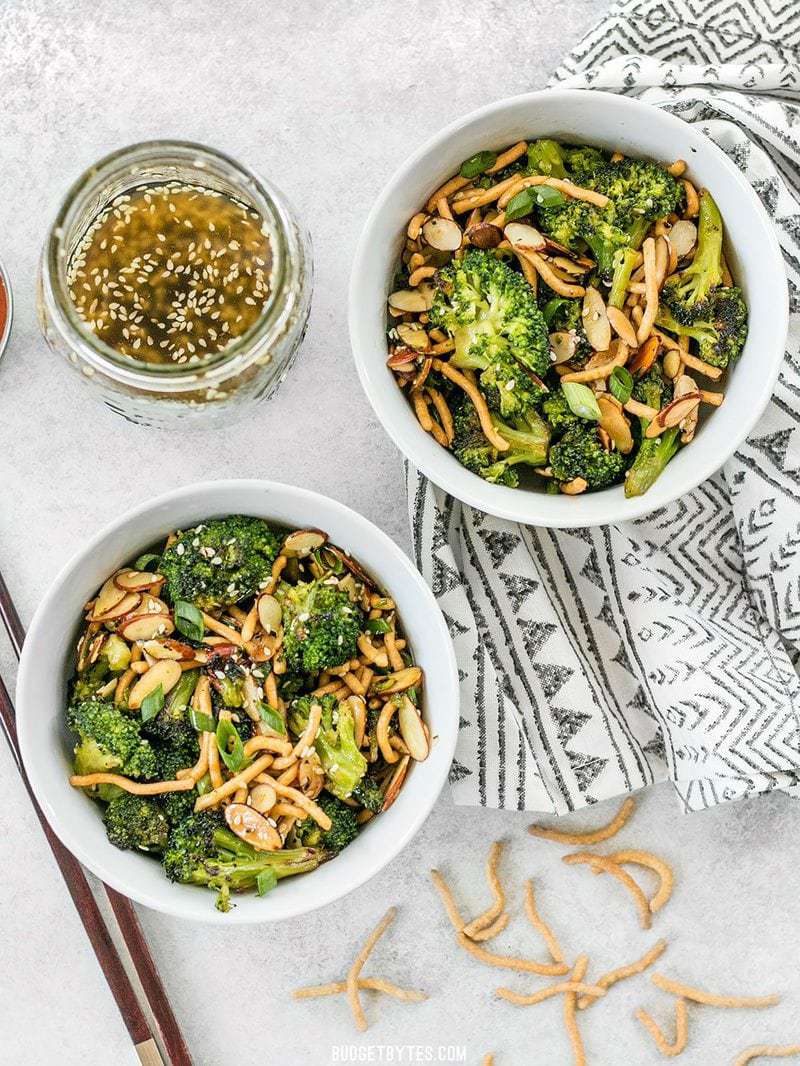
xmin=407 ymin=0 xmax=800 ymax=814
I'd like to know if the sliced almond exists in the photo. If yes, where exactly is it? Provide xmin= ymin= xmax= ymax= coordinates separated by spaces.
xmin=91 ymin=590 xmax=141 ymax=622
xmin=248 ymin=784 xmax=277 ymax=815
xmin=503 ymin=222 xmax=546 ymax=253
xmin=422 ymin=216 xmax=463 ymax=252
xmin=662 ymin=348 xmax=681 ymax=379
xmin=396 ymin=323 xmax=430 ymax=351
xmin=673 ymin=373 xmax=698 ymax=399
xmin=549 ymin=331 xmax=577 ymax=365
xmin=382 ymin=754 xmax=411 ymax=812
xmin=597 ymin=395 xmax=634 ymax=455
xmin=128 ymin=659 xmax=181 ymax=709
xmin=257 ymin=594 xmax=282 ymax=634
xmin=606 ymin=307 xmax=638 ymax=349
xmin=627 ymin=335 xmax=660 ymax=375
xmin=645 ymin=392 xmax=701 ymax=437
xmin=560 ymin=477 xmax=589 ymax=495
xmin=93 ymin=576 xmax=127 ymax=618
xmin=581 ymin=287 xmax=612 ymax=352
xmin=118 ymin=613 xmax=175 ymax=641
xmin=87 ymin=633 xmax=106 ymax=665
xmin=282 ymin=529 xmax=327 ymax=558
xmin=225 ymin=803 xmax=282 ymax=852
xmin=667 ymin=219 xmax=697 ymax=260
xmin=140 ymin=640 xmax=183 ymax=661
xmin=397 ymin=696 xmax=429 ymax=761
xmin=114 ymin=569 xmax=165 ymax=592
xmin=371 ymin=666 xmax=422 ymax=695
xmin=388 ymin=284 xmax=434 ymax=313
xmin=465 ymin=221 xmax=503 ymax=249
xmin=387 ymin=347 xmax=418 ymax=371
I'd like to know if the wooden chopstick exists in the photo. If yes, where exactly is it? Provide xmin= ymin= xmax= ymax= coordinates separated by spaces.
xmin=0 ymin=570 xmax=192 ymax=1066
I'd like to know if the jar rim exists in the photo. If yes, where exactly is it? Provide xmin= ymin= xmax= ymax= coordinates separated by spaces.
xmin=42 ymin=139 xmax=295 ymax=387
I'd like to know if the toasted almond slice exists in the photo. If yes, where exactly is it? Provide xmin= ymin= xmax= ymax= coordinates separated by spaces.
xmin=387 ymin=347 xmax=418 ymax=371
xmin=225 ymin=803 xmax=282 ymax=852
xmin=627 ymin=335 xmax=660 ymax=375
xmin=128 ymin=659 xmax=182 ymax=709
xmin=118 ymin=613 xmax=175 ymax=641
xmin=465 ymin=222 xmax=503 ymax=249
xmin=582 ymin=287 xmax=611 ymax=351
xmin=645 ymin=393 xmax=701 ymax=437
xmin=662 ymin=348 xmax=681 ymax=379
xmin=141 ymin=640 xmax=183 ymax=661
xmin=388 ymin=285 xmax=434 ymax=313
xmin=396 ymin=323 xmax=430 ymax=351
xmin=283 ymin=529 xmax=328 ymax=558
xmin=91 ymin=590 xmax=141 ymax=622
xmin=114 ymin=569 xmax=165 ymax=592
xmin=549 ymin=331 xmax=577 ymax=364
xmin=503 ymin=222 xmax=546 ymax=253
xmin=398 ymin=695 xmax=429 ymax=761
xmin=668 ymin=219 xmax=697 ymax=259
xmin=93 ymin=576 xmax=128 ymax=617
xmin=560 ymin=477 xmax=588 ymax=495
xmin=597 ymin=395 xmax=634 ymax=455
xmin=248 ymin=784 xmax=277 ymax=814
xmin=257 ymin=593 xmax=282 ymax=634
xmin=606 ymin=307 xmax=638 ymax=349
xmin=382 ymin=754 xmax=411 ymax=812
xmin=422 ymin=216 xmax=463 ymax=251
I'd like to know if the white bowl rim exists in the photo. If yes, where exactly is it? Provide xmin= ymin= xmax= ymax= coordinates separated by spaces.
xmin=349 ymin=87 xmax=789 ymax=528
xmin=16 ymin=478 xmax=459 ymax=923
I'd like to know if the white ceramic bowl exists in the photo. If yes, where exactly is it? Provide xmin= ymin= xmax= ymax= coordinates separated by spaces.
xmin=349 ymin=89 xmax=788 ymax=528
xmin=16 ymin=480 xmax=459 ymax=923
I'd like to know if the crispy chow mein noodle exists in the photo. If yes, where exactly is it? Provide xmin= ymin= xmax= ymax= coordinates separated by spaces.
xmin=635 ymin=998 xmax=689 ymax=1057
xmin=651 ymin=974 xmax=780 ymax=1009
xmin=524 ymin=879 xmax=565 ymax=964
xmin=577 ymin=939 xmax=667 ymax=1010
xmin=563 ymin=852 xmax=652 ymax=930
xmin=462 ymin=841 xmax=506 ymax=938
xmin=564 ymin=956 xmax=588 ymax=1066
xmin=65 ymin=518 xmax=427 ymax=910
xmin=732 ymin=1048 xmax=800 ymax=1065
xmin=529 ymin=797 xmax=636 ymax=845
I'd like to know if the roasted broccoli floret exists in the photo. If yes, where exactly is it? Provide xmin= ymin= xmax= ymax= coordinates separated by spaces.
xmin=288 ymin=695 xmax=367 ymax=800
xmin=562 ymin=145 xmax=609 ymax=183
xmin=163 ymin=811 xmax=326 ymax=912
xmin=608 ymin=247 xmax=641 ymax=310
xmin=160 ymin=515 xmax=281 ymax=611
xmin=661 ymin=190 xmax=723 ymax=322
xmin=67 ymin=698 xmax=158 ymax=782
xmin=624 ymin=367 xmax=680 ymax=498
xmin=154 ymin=740 xmax=201 ymax=825
xmin=142 ymin=668 xmax=199 ymax=747
xmin=351 ymin=776 xmax=384 ymax=814
xmin=104 ymin=794 xmax=170 ymax=853
xmin=549 ymin=423 xmax=626 ymax=491
xmin=71 ymin=635 xmax=132 ymax=701
xmin=280 ymin=581 xmax=364 ymax=674
xmin=207 ymin=654 xmax=246 ymax=709
xmin=452 ymin=399 xmax=549 ymax=487
xmin=656 ymin=288 xmax=747 ymax=369
xmin=431 ymin=250 xmax=550 ymax=396
xmin=295 ymin=792 xmax=359 ymax=852
xmin=542 ymin=388 xmax=582 ymax=438
xmin=538 ymin=157 xmax=681 ymax=282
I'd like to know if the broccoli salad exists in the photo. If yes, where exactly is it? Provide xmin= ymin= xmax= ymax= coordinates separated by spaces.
xmin=67 ymin=515 xmax=427 ymax=912
xmin=387 ymin=139 xmax=747 ymax=497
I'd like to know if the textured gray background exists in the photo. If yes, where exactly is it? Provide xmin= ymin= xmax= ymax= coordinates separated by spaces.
xmin=2 ymin=2 xmax=799 ymax=1064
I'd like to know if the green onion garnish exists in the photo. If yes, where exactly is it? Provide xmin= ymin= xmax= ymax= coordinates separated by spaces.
xmin=562 ymin=381 xmax=601 ymax=421
xmin=175 ymin=600 xmax=204 ymax=642
xmin=460 ymin=150 xmax=497 ymax=178
xmin=140 ymin=684 xmax=164 ymax=723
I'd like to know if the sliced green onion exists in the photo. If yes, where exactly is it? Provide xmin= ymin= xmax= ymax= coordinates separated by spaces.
xmin=133 ymin=552 xmax=161 ymax=572
xmin=532 ymin=185 xmax=565 ymax=207
xmin=562 ymin=381 xmax=601 ymax=421
xmin=505 ymin=185 xmax=565 ymax=222
xmin=609 ymin=366 xmax=634 ymax=404
xmin=215 ymin=718 xmax=248 ymax=774
xmin=196 ymin=772 xmax=211 ymax=795
xmin=256 ymin=868 xmax=278 ymax=897
xmin=542 ymin=297 xmax=571 ymax=327
xmin=174 ymin=600 xmax=204 ymax=642
xmin=460 ymin=150 xmax=497 ymax=179
xmin=257 ymin=702 xmax=287 ymax=736
xmin=140 ymin=684 xmax=164 ymax=723
xmin=365 ymin=618 xmax=391 ymax=635
xmin=189 ymin=708 xmax=216 ymax=733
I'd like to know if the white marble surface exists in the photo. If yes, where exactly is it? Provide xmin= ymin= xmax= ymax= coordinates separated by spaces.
xmin=2 ymin=2 xmax=800 ymax=1064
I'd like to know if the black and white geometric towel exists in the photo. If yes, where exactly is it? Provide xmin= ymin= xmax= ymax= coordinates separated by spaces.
xmin=407 ymin=0 xmax=800 ymax=814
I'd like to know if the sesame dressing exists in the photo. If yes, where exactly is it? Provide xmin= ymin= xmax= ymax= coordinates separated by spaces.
xmin=66 ymin=182 xmax=273 ymax=366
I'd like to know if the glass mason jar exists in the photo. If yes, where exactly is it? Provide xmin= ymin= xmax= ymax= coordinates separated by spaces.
xmin=38 ymin=141 xmax=312 ymax=428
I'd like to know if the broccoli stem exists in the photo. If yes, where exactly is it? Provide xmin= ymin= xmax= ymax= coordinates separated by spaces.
xmin=608 ymin=248 xmax=640 ymax=309
xmin=692 ymin=190 xmax=723 ymax=288
xmin=625 ymin=427 xmax=680 ymax=498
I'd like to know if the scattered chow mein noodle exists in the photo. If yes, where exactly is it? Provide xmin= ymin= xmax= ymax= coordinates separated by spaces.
xmin=523 ymin=880 xmax=565 ymax=964
xmin=430 ymin=868 xmax=465 ymax=931
xmin=348 ymin=907 xmax=398 ymax=1032
xmin=732 ymin=1047 xmax=800 ymax=1065
xmin=563 ymin=956 xmax=589 ymax=1066
xmin=469 ymin=912 xmax=510 ymax=942
xmin=529 ymin=798 xmax=636 ymax=845
xmin=496 ymin=979 xmax=606 ymax=1007
xmin=563 ymin=852 xmax=652 ymax=929
xmin=293 ymin=978 xmax=426 ymax=1003
xmin=456 ymin=933 xmax=569 ymax=977
xmin=463 ymin=841 xmax=506 ymax=938
xmin=481 ymin=1056 xmax=494 ymax=1066
xmin=598 ymin=849 xmax=674 ymax=913
xmin=651 ymin=974 xmax=780 ymax=1009
xmin=635 ymin=997 xmax=689 ymax=1057
xmin=577 ymin=939 xmax=667 ymax=1010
